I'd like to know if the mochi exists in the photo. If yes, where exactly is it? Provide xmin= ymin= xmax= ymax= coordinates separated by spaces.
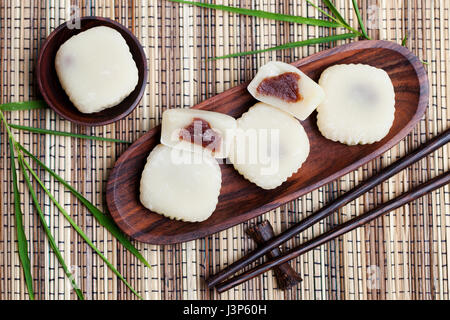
xmin=317 ymin=64 xmax=396 ymax=145
xmin=247 ymin=61 xmax=325 ymax=121
xmin=229 ymin=103 xmax=310 ymax=190
xmin=140 ymin=144 xmax=222 ymax=222
xmin=55 ymin=26 xmax=139 ymax=113
xmin=161 ymin=108 xmax=237 ymax=158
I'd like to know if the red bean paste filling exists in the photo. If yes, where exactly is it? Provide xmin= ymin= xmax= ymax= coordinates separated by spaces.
xmin=179 ymin=118 xmax=221 ymax=152
xmin=256 ymin=72 xmax=302 ymax=103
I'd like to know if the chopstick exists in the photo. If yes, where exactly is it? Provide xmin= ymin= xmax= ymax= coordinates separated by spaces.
xmin=215 ymin=171 xmax=450 ymax=293
xmin=206 ymin=128 xmax=450 ymax=289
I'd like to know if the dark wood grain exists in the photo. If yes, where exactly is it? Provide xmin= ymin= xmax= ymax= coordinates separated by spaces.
xmin=106 ymin=40 xmax=429 ymax=244
xmin=37 ymin=16 xmax=148 ymax=126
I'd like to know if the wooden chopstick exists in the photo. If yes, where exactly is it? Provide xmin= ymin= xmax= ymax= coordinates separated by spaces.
xmin=206 ymin=128 xmax=450 ymax=289
xmin=215 ymin=171 xmax=450 ymax=293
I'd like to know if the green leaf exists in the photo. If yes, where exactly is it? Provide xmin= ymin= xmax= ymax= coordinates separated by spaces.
xmin=18 ymin=144 xmax=151 ymax=269
xmin=168 ymin=0 xmax=341 ymax=28
xmin=322 ymin=0 xmax=350 ymax=27
xmin=9 ymin=124 xmax=131 ymax=144
xmin=352 ymin=0 xmax=370 ymax=40
xmin=0 ymin=100 xmax=46 ymax=112
xmin=21 ymin=157 xmax=143 ymax=300
xmin=9 ymin=139 xmax=35 ymax=300
xmin=211 ymin=32 xmax=358 ymax=60
xmin=17 ymin=152 xmax=84 ymax=300
xmin=306 ymin=0 xmax=340 ymax=23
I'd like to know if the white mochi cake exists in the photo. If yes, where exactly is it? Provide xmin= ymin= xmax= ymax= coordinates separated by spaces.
xmin=140 ymin=144 xmax=222 ymax=222
xmin=229 ymin=103 xmax=310 ymax=190
xmin=247 ymin=61 xmax=325 ymax=121
xmin=317 ymin=64 xmax=396 ymax=145
xmin=161 ymin=108 xmax=237 ymax=158
xmin=55 ymin=26 xmax=139 ymax=114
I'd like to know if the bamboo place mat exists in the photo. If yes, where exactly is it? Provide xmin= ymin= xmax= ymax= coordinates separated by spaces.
xmin=0 ymin=0 xmax=449 ymax=300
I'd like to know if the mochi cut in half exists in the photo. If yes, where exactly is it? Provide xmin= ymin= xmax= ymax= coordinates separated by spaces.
xmin=55 ymin=26 xmax=139 ymax=114
xmin=161 ymin=108 xmax=237 ymax=158
xmin=317 ymin=64 xmax=396 ymax=145
xmin=140 ymin=144 xmax=222 ymax=222
xmin=229 ymin=103 xmax=310 ymax=190
xmin=247 ymin=61 xmax=325 ymax=121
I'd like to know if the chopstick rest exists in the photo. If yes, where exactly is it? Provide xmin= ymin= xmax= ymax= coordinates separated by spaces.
xmin=247 ymin=221 xmax=302 ymax=290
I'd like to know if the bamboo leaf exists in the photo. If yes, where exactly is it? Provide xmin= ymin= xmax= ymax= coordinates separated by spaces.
xmin=18 ymin=144 xmax=151 ymax=269
xmin=352 ymin=0 xmax=370 ymax=40
xmin=9 ymin=124 xmax=131 ymax=144
xmin=9 ymin=140 xmax=35 ymax=300
xmin=0 ymin=100 xmax=46 ymax=112
xmin=322 ymin=0 xmax=350 ymax=27
xmin=17 ymin=152 xmax=84 ymax=300
xmin=21 ymin=157 xmax=143 ymax=300
xmin=211 ymin=33 xmax=358 ymax=60
xmin=168 ymin=0 xmax=341 ymax=28
xmin=306 ymin=0 xmax=340 ymax=23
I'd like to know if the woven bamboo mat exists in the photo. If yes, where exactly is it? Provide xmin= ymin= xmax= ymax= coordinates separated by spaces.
xmin=0 ymin=0 xmax=449 ymax=300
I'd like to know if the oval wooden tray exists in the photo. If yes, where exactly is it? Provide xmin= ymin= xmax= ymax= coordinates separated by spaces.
xmin=106 ymin=40 xmax=428 ymax=244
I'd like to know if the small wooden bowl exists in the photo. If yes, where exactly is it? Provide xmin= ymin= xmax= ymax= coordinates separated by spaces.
xmin=37 ymin=16 xmax=147 ymax=126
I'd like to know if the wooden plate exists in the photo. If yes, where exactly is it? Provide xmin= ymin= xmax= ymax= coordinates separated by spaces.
xmin=37 ymin=16 xmax=148 ymax=126
xmin=106 ymin=40 xmax=428 ymax=244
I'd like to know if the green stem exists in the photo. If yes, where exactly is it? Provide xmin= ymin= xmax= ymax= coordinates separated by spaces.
xmin=322 ymin=0 xmax=350 ymax=27
xmin=0 ymin=100 xmax=46 ymax=112
xmin=0 ymin=109 xmax=17 ymax=141
xmin=211 ymin=32 xmax=358 ymax=60
xmin=168 ymin=0 xmax=342 ymax=28
xmin=17 ymin=151 xmax=84 ymax=300
xmin=306 ymin=0 xmax=340 ymax=23
xmin=9 ymin=124 xmax=131 ymax=144
xmin=9 ymin=141 xmax=35 ymax=300
xmin=1 ymin=109 xmax=142 ymax=299
xmin=18 ymin=144 xmax=151 ymax=269
xmin=401 ymin=33 xmax=408 ymax=46
xmin=351 ymin=0 xmax=370 ymax=40
xmin=319 ymin=0 xmax=364 ymax=38
xmin=22 ymin=158 xmax=143 ymax=300
xmin=0 ymin=110 xmax=35 ymax=300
